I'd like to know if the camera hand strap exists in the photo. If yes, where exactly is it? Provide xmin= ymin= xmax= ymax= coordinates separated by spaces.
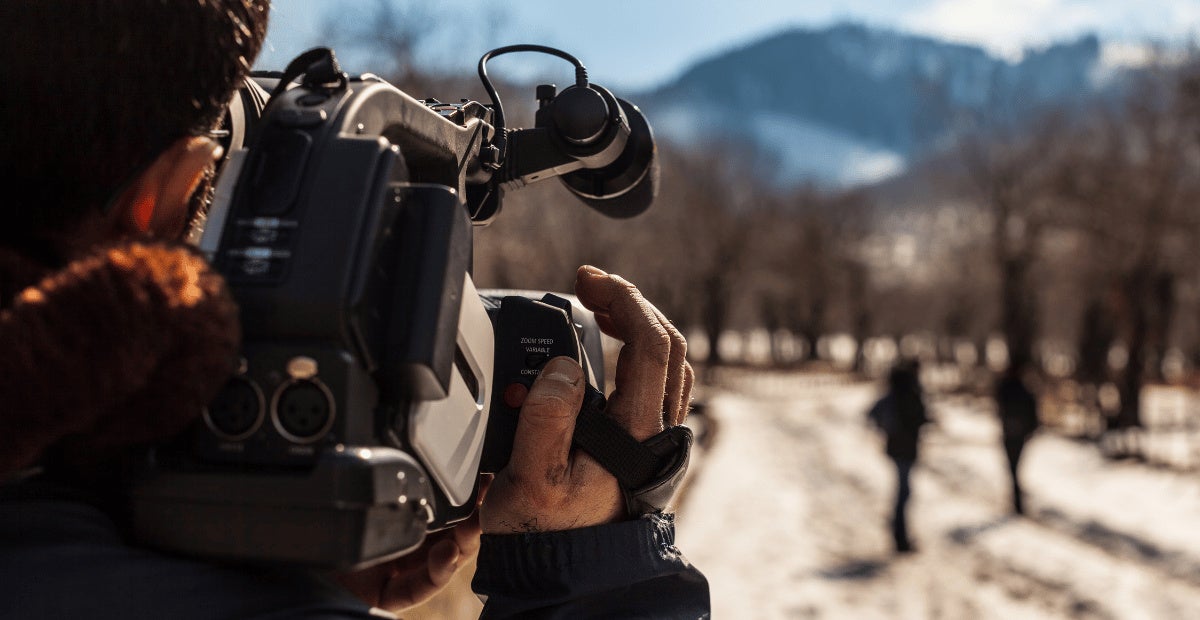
xmin=572 ymin=386 xmax=693 ymax=517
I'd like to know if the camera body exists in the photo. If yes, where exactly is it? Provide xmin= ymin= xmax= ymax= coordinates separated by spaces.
xmin=128 ymin=47 xmax=655 ymax=570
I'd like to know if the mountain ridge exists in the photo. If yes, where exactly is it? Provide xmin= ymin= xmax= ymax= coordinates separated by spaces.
xmin=635 ymin=22 xmax=1122 ymax=189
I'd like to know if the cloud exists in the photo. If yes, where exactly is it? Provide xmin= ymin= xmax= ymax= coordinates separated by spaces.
xmin=900 ymin=0 xmax=1199 ymax=61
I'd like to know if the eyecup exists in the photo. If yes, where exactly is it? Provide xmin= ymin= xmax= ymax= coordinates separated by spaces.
xmin=559 ymin=98 xmax=657 ymax=219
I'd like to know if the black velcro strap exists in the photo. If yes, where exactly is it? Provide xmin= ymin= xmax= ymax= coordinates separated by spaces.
xmin=570 ymin=385 xmax=695 ymax=518
xmin=571 ymin=387 xmax=663 ymax=490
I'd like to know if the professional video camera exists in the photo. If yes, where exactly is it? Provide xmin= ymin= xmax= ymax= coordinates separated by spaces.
xmin=127 ymin=45 xmax=691 ymax=570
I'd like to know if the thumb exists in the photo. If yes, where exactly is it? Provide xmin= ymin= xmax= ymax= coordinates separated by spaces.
xmin=507 ymin=357 xmax=585 ymax=485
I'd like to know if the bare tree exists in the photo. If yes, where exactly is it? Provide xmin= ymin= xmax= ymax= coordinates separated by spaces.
xmin=954 ymin=110 xmax=1070 ymax=373
xmin=1048 ymin=60 xmax=1200 ymax=452
xmin=745 ymin=184 xmax=836 ymax=365
xmin=671 ymin=148 xmax=755 ymax=368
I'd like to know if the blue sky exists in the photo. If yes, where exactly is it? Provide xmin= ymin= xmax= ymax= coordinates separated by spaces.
xmin=258 ymin=0 xmax=1200 ymax=91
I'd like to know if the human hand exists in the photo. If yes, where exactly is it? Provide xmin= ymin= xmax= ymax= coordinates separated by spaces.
xmin=332 ymin=506 xmax=481 ymax=612
xmin=480 ymin=265 xmax=693 ymax=534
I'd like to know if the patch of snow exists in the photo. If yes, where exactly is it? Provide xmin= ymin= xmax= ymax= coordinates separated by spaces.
xmin=676 ymin=368 xmax=1200 ymax=619
xmin=652 ymin=105 xmax=907 ymax=189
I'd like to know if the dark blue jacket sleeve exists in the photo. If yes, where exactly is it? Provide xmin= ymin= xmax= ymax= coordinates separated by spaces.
xmin=471 ymin=512 xmax=710 ymax=619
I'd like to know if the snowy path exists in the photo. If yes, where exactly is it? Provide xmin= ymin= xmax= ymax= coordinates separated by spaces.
xmin=675 ymin=370 xmax=1200 ymax=619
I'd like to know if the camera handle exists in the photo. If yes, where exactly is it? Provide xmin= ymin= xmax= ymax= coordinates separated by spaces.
xmin=481 ymin=292 xmax=692 ymax=517
xmin=266 ymin=46 xmax=348 ymax=100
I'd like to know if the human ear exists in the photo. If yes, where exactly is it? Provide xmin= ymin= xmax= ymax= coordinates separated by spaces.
xmin=111 ymin=136 xmax=224 ymax=238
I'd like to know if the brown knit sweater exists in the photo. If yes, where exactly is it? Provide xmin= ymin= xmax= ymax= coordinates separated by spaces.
xmin=0 ymin=240 xmax=240 ymax=474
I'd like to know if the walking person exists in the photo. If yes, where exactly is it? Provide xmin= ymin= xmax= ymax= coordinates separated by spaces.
xmin=995 ymin=363 xmax=1040 ymax=515
xmin=867 ymin=360 xmax=929 ymax=554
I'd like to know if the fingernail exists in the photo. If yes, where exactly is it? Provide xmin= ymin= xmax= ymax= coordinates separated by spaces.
xmin=540 ymin=357 xmax=582 ymax=386
xmin=580 ymin=265 xmax=606 ymax=277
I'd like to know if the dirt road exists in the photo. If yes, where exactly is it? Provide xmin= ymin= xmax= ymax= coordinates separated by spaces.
xmin=676 ymin=369 xmax=1200 ymax=619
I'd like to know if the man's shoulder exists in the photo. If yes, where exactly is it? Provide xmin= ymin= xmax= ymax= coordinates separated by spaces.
xmin=0 ymin=485 xmax=376 ymax=620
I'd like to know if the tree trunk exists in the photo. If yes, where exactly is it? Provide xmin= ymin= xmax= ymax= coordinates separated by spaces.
xmin=702 ymin=273 xmax=729 ymax=368
xmin=1116 ymin=271 xmax=1150 ymax=432
xmin=762 ymin=301 xmax=784 ymax=367
xmin=1000 ymin=256 xmax=1036 ymax=371
xmin=845 ymin=261 xmax=870 ymax=375
xmin=1145 ymin=272 xmax=1175 ymax=383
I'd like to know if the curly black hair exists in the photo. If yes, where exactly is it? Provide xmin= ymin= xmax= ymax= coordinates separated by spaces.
xmin=0 ymin=0 xmax=270 ymax=252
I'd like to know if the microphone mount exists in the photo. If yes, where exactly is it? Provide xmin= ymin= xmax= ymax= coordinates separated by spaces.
xmin=499 ymin=82 xmax=630 ymax=190
xmin=473 ymin=45 xmax=658 ymax=222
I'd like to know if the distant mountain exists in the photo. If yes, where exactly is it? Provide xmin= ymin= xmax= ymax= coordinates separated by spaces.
xmin=637 ymin=23 xmax=1117 ymax=188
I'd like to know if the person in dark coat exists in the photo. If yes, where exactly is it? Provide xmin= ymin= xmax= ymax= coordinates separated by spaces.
xmin=867 ymin=360 xmax=929 ymax=553
xmin=995 ymin=363 xmax=1040 ymax=515
xmin=0 ymin=2 xmax=709 ymax=617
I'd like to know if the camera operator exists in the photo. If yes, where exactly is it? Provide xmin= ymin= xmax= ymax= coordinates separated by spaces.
xmin=0 ymin=1 xmax=708 ymax=619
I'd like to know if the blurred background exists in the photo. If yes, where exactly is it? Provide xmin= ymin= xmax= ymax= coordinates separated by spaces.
xmin=260 ymin=1 xmax=1200 ymax=618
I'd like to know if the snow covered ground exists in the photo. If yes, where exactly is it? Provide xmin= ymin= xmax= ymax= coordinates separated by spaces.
xmin=674 ymin=369 xmax=1200 ymax=619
